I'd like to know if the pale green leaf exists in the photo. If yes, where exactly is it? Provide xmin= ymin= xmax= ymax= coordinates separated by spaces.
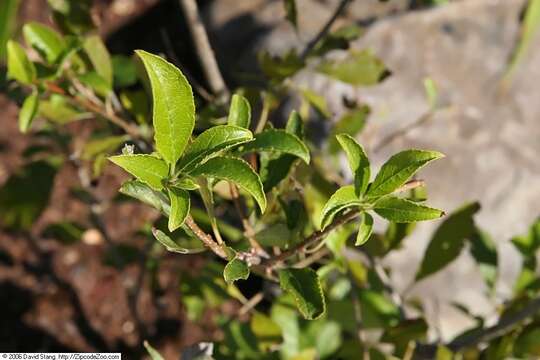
xmin=227 ymin=94 xmax=251 ymax=129
xmin=235 ymin=129 xmax=310 ymax=164
xmin=374 ymin=196 xmax=444 ymax=223
xmin=336 ymin=133 xmax=370 ymax=196
xmin=39 ymin=94 xmax=90 ymax=124
xmin=320 ymin=185 xmax=361 ymax=229
xmin=279 ymin=268 xmax=326 ymax=320
xmin=224 ymin=258 xmax=250 ymax=283
xmin=108 ymin=154 xmax=168 ymax=190
xmin=7 ymin=40 xmax=36 ymax=84
xmin=81 ymin=135 xmax=129 ymax=160
xmin=356 ymin=212 xmax=373 ymax=246
xmin=318 ymin=50 xmax=387 ymax=86
xmin=23 ymin=22 xmax=65 ymax=64
xmin=78 ymin=71 xmax=111 ymax=97
xmin=415 ymin=202 xmax=480 ymax=281
xmin=152 ymin=228 xmax=203 ymax=254
xmin=190 ymin=157 xmax=266 ymax=212
xmin=119 ymin=180 xmax=170 ymax=215
xmin=367 ymin=149 xmax=444 ymax=198
xmin=83 ymin=35 xmax=112 ymax=86
xmin=300 ymin=88 xmax=329 ymax=117
xmin=178 ymin=125 xmax=253 ymax=172
xmin=173 ymin=177 xmax=199 ymax=190
xmin=168 ymin=187 xmax=190 ymax=231
xmin=144 ymin=341 xmax=165 ymax=360
xmin=18 ymin=89 xmax=39 ymax=133
xmin=423 ymin=77 xmax=438 ymax=110
xmin=136 ymin=50 xmax=195 ymax=165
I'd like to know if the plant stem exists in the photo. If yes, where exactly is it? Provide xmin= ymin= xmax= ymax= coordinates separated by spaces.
xmin=184 ymin=214 xmax=228 ymax=259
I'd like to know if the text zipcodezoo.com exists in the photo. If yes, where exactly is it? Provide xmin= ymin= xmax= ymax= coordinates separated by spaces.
xmin=0 ymin=354 xmax=121 ymax=360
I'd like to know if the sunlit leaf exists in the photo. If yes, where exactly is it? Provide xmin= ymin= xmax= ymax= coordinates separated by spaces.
xmin=373 ymin=196 xmax=444 ymax=223
xmin=7 ymin=40 xmax=36 ymax=84
xmin=23 ymin=22 xmax=65 ymax=64
xmin=336 ymin=133 xmax=370 ymax=196
xmin=235 ymin=129 xmax=310 ymax=164
xmin=18 ymin=89 xmax=39 ymax=133
xmin=320 ymin=185 xmax=361 ymax=229
xmin=227 ymin=94 xmax=251 ymax=129
xmin=109 ymin=154 xmax=168 ymax=190
xmin=356 ymin=212 xmax=373 ymax=246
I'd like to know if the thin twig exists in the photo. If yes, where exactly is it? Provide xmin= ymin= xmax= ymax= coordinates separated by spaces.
xmin=184 ymin=214 xmax=227 ymax=259
xmin=395 ymin=179 xmax=425 ymax=194
xmin=238 ymin=292 xmax=264 ymax=316
xmin=178 ymin=0 xmax=229 ymax=99
xmin=300 ymin=0 xmax=353 ymax=59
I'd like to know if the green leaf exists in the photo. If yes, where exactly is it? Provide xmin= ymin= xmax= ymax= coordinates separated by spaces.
xmin=356 ymin=213 xmax=373 ymax=246
xmin=81 ymin=135 xmax=129 ymax=160
xmin=300 ymin=88 xmax=330 ymax=117
xmin=109 ymin=154 xmax=168 ymax=190
xmin=278 ymin=268 xmax=326 ymax=320
xmin=318 ymin=50 xmax=387 ymax=86
xmin=359 ymin=289 xmax=400 ymax=328
xmin=320 ymin=185 xmax=361 ymax=229
xmin=173 ymin=177 xmax=199 ymax=191
xmin=0 ymin=0 xmax=20 ymax=62
xmin=48 ymin=0 xmax=95 ymax=34
xmin=511 ymin=218 xmax=540 ymax=257
xmin=144 ymin=341 xmax=165 ymax=360
xmin=167 ymin=187 xmax=190 ymax=231
xmin=7 ymin=40 xmax=36 ymax=84
xmin=227 ymin=94 xmax=251 ymax=129
xmin=23 ymin=22 xmax=65 ymax=64
xmin=42 ymin=221 xmax=85 ymax=245
xmin=18 ymin=89 xmax=39 ymax=133
xmin=367 ymin=149 xmax=444 ymax=198
xmin=136 ymin=50 xmax=195 ymax=165
xmin=190 ymin=157 xmax=266 ymax=213
xmin=39 ymin=94 xmax=90 ymax=124
xmin=373 ymin=196 xmax=444 ymax=223
xmin=78 ymin=71 xmax=112 ymax=97
xmin=415 ymin=202 xmax=480 ymax=281
xmin=310 ymin=24 xmax=364 ymax=57
xmin=112 ymin=55 xmax=138 ymax=87
xmin=224 ymin=258 xmax=250 ymax=283
xmin=120 ymin=90 xmax=148 ymax=125
xmin=469 ymin=229 xmax=498 ymax=290
xmin=178 ymin=125 xmax=253 ymax=172
xmin=152 ymin=228 xmax=203 ymax=254
xmin=235 ymin=129 xmax=310 ymax=164
xmin=336 ymin=133 xmax=370 ymax=196
xmin=83 ymin=35 xmax=112 ymax=87
xmin=119 ymin=180 xmax=170 ymax=215
xmin=329 ymin=106 xmax=369 ymax=153
xmin=259 ymin=49 xmax=304 ymax=81
xmin=286 ymin=110 xmax=304 ymax=137
xmin=283 ymin=0 xmax=297 ymax=29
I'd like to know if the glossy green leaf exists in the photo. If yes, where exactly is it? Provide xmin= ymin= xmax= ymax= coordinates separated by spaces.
xmin=283 ymin=0 xmax=297 ymax=29
xmin=235 ymin=129 xmax=310 ymax=164
xmin=109 ymin=154 xmax=168 ymax=190
xmin=227 ymin=94 xmax=251 ymax=129
xmin=144 ymin=341 xmax=165 ymax=360
xmin=224 ymin=258 xmax=250 ymax=283
xmin=469 ymin=229 xmax=498 ymax=290
xmin=415 ymin=202 xmax=480 ymax=281
xmin=0 ymin=0 xmax=20 ymax=62
xmin=178 ymin=125 xmax=253 ymax=172
xmin=18 ymin=89 xmax=39 ymax=133
xmin=167 ymin=187 xmax=190 ymax=231
xmin=119 ymin=180 xmax=170 ymax=216
xmin=356 ymin=212 xmax=373 ymax=246
xmin=367 ymin=149 xmax=444 ymax=198
xmin=7 ymin=40 xmax=36 ymax=84
xmin=190 ymin=157 xmax=266 ymax=213
xmin=320 ymin=185 xmax=361 ymax=229
xmin=23 ymin=22 xmax=65 ymax=64
xmin=83 ymin=35 xmax=112 ymax=87
xmin=336 ymin=133 xmax=370 ymax=196
xmin=318 ymin=50 xmax=387 ymax=86
xmin=136 ymin=50 xmax=195 ymax=165
xmin=152 ymin=228 xmax=203 ymax=254
xmin=279 ymin=268 xmax=326 ymax=320
xmin=374 ymin=196 xmax=444 ymax=223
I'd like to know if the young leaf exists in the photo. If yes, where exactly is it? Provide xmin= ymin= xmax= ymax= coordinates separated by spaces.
xmin=152 ymin=228 xmax=203 ymax=254
xmin=144 ymin=341 xmax=165 ymax=360
xmin=227 ymin=94 xmax=251 ymax=129
xmin=367 ymin=149 xmax=444 ymax=198
xmin=320 ymin=185 xmax=362 ymax=229
xmin=189 ymin=157 xmax=266 ymax=213
xmin=7 ymin=40 xmax=36 ymax=84
xmin=83 ymin=35 xmax=112 ymax=87
xmin=415 ymin=202 xmax=480 ymax=281
xmin=109 ymin=154 xmax=168 ymax=190
xmin=279 ymin=268 xmax=326 ymax=320
xmin=19 ymin=89 xmax=39 ymax=133
xmin=336 ymin=133 xmax=370 ymax=196
xmin=356 ymin=212 xmax=373 ymax=246
xmin=373 ymin=196 xmax=444 ymax=223
xmin=136 ymin=50 xmax=195 ymax=165
xmin=119 ymin=180 xmax=170 ymax=216
xmin=235 ymin=129 xmax=310 ymax=164
xmin=167 ymin=187 xmax=190 ymax=232
xmin=177 ymin=125 xmax=253 ymax=172
xmin=224 ymin=258 xmax=250 ymax=283
xmin=22 ymin=22 xmax=65 ymax=64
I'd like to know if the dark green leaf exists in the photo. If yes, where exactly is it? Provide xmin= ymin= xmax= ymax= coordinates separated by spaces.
xmin=23 ymin=22 xmax=65 ymax=64
xmin=7 ymin=40 xmax=36 ymax=84
xmin=224 ymin=258 xmax=250 ymax=283
xmin=48 ymin=0 xmax=94 ymax=34
xmin=285 ymin=110 xmax=304 ymax=138
xmin=112 ymin=55 xmax=138 ymax=87
xmin=227 ymin=94 xmax=251 ymax=129
xmin=511 ymin=218 xmax=540 ymax=257
xmin=119 ymin=180 xmax=170 ymax=215
xmin=415 ymin=202 xmax=480 ymax=281
xmin=320 ymin=185 xmax=361 ymax=229
xmin=283 ymin=0 xmax=297 ymax=29
xmin=178 ymin=125 xmax=253 ymax=172
xmin=336 ymin=133 xmax=370 ymax=196
xmin=367 ymin=149 xmax=444 ymax=198
xmin=136 ymin=50 xmax=195 ymax=165
xmin=469 ymin=228 xmax=498 ymax=290
xmin=278 ymin=268 xmax=326 ymax=320
xmin=119 ymin=90 xmax=148 ymax=124
xmin=167 ymin=187 xmax=190 ymax=231
xmin=356 ymin=212 xmax=373 ymax=246
xmin=42 ymin=221 xmax=84 ymax=245
xmin=109 ymin=154 xmax=168 ymax=190
xmin=318 ymin=50 xmax=387 ymax=86
xmin=373 ymin=196 xmax=444 ymax=223
xmin=236 ymin=129 xmax=310 ymax=164
xmin=18 ymin=89 xmax=39 ymax=133
xmin=190 ymin=157 xmax=266 ymax=213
